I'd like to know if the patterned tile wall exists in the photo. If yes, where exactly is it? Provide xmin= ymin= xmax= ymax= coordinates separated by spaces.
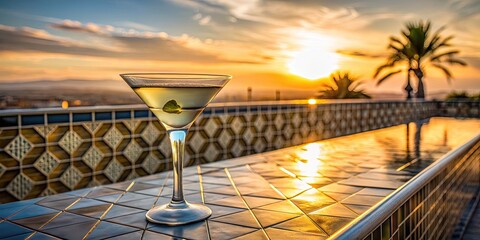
xmin=0 ymin=100 xmax=462 ymax=202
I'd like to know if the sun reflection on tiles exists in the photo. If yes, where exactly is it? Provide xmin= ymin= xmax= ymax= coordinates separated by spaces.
xmin=294 ymin=143 xmax=327 ymax=177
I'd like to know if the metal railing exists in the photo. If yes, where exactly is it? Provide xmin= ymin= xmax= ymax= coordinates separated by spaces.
xmin=330 ymin=133 xmax=480 ymax=239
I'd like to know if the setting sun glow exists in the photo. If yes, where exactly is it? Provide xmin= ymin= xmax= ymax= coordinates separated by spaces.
xmin=287 ymin=48 xmax=339 ymax=80
xmin=286 ymin=31 xmax=339 ymax=80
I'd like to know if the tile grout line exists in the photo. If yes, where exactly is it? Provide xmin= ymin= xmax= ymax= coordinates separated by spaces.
xmin=81 ymin=181 xmax=137 ymax=240
xmin=23 ymin=187 xmax=99 ymax=239
xmin=140 ymin=172 xmax=171 ymax=238
xmin=246 ymin=164 xmax=330 ymax=237
xmin=197 ymin=166 xmax=212 ymax=240
xmin=224 ymin=168 xmax=271 ymax=240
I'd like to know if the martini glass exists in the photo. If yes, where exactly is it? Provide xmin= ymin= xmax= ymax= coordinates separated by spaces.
xmin=120 ymin=73 xmax=231 ymax=225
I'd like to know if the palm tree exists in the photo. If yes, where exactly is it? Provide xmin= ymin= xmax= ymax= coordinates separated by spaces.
xmin=316 ymin=72 xmax=371 ymax=99
xmin=374 ymin=39 xmax=415 ymax=99
xmin=375 ymin=20 xmax=467 ymax=99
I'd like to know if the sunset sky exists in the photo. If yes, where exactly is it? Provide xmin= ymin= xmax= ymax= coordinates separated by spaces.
xmin=0 ymin=0 xmax=479 ymax=96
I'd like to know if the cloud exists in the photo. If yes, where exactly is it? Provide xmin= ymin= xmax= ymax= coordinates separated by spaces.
xmin=50 ymin=19 xmax=111 ymax=34
xmin=336 ymin=49 xmax=386 ymax=58
xmin=118 ymin=21 xmax=157 ymax=31
xmin=0 ymin=21 xmax=268 ymax=64
xmin=192 ymin=13 xmax=212 ymax=25
xmin=171 ymin=0 xmax=381 ymax=30
xmin=199 ymin=15 xmax=211 ymax=25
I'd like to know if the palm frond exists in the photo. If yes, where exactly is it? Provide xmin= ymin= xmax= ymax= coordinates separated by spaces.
xmin=445 ymin=58 xmax=467 ymax=66
xmin=376 ymin=70 xmax=402 ymax=86
xmin=430 ymin=50 xmax=460 ymax=62
xmin=431 ymin=63 xmax=452 ymax=83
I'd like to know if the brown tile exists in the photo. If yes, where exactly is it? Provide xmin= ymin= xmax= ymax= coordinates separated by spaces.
xmin=68 ymin=199 xmax=109 ymax=210
xmin=86 ymin=188 xmax=123 ymax=198
xmin=148 ymin=220 xmax=208 ymax=239
xmin=204 ymin=186 xmax=238 ymax=195
xmin=37 ymin=197 xmax=81 ymax=210
xmin=355 ymin=188 xmax=394 ymax=197
xmin=243 ymin=196 xmax=282 ymax=208
xmin=68 ymin=204 xmax=111 ymax=218
xmin=12 ymin=213 xmax=57 ymax=229
xmin=117 ymin=192 xmax=151 ymax=203
xmin=204 ymin=192 xmax=235 ymax=202
xmin=251 ymin=209 xmax=300 ymax=228
xmin=106 ymin=230 xmax=144 ymax=240
xmin=341 ymin=194 xmax=384 ymax=206
xmin=266 ymin=228 xmax=327 ymax=240
xmin=209 ymin=221 xmax=257 ymax=239
xmin=212 ymin=210 xmax=259 ymax=228
xmin=322 ymin=192 xmax=351 ymax=202
xmin=43 ymin=212 xmax=94 ymax=230
xmin=338 ymin=177 xmax=403 ymax=189
xmin=127 ymin=182 xmax=163 ymax=192
xmin=274 ymin=187 xmax=308 ymax=198
xmin=205 ymin=204 xmax=245 ymax=218
xmin=298 ymin=177 xmax=333 ymax=188
xmin=233 ymin=230 xmax=268 ymax=240
xmin=257 ymin=200 xmax=303 ymax=214
xmin=344 ymin=204 xmax=372 ymax=215
xmin=273 ymin=216 xmax=327 ymax=235
xmin=244 ymin=189 xmax=285 ymax=200
xmin=209 ymin=196 xmax=247 ymax=209
xmin=268 ymin=178 xmax=312 ymax=190
xmin=141 ymin=231 xmax=172 ymax=240
xmin=309 ymin=215 xmax=353 ymax=236
xmin=317 ymin=183 xmax=362 ymax=194
xmin=291 ymin=189 xmax=335 ymax=213
xmin=318 ymin=171 xmax=352 ymax=179
xmin=309 ymin=203 xmax=358 ymax=218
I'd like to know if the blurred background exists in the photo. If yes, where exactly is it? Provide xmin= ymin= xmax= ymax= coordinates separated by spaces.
xmin=0 ymin=0 xmax=479 ymax=108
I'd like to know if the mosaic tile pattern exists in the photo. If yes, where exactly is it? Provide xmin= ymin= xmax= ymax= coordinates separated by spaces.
xmin=0 ymin=101 xmax=472 ymax=202
xmin=0 ymin=118 xmax=478 ymax=239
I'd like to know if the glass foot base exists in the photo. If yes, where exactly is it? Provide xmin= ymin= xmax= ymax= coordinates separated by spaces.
xmin=146 ymin=201 xmax=212 ymax=226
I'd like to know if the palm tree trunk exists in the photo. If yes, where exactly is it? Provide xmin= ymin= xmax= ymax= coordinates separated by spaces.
xmin=414 ymin=68 xmax=425 ymax=99
xmin=405 ymin=69 xmax=413 ymax=100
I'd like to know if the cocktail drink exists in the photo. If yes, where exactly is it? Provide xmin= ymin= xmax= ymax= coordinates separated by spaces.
xmin=121 ymin=73 xmax=231 ymax=225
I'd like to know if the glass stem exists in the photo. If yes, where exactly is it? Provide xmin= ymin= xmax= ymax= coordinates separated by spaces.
xmin=168 ymin=129 xmax=188 ymax=203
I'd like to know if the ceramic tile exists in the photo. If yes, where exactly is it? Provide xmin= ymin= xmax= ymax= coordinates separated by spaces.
xmin=85 ymin=221 xmax=138 ymax=240
xmin=309 ymin=215 xmax=353 ymax=235
xmin=266 ymin=228 xmax=327 ymax=240
xmin=106 ymin=211 xmax=148 ymax=229
xmin=309 ymin=203 xmax=358 ymax=218
xmin=209 ymin=221 xmax=257 ymax=240
xmin=341 ymin=194 xmax=384 ymax=206
xmin=42 ymin=220 xmax=98 ymax=240
xmin=148 ymin=220 xmax=209 ymax=239
xmin=8 ymin=205 xmax=59 ymax=220
xmin=42 ymin=212 xmax=94 ymax=230
xmin=257 ymin=200 xmax=303 ymax=214
xmin=103 ymin=205 xmax=145 ymax=219
xmin=0 ymin=221 xmax=32 ymax=239
xmin=272 ymin=215 xmax=327 ymax=235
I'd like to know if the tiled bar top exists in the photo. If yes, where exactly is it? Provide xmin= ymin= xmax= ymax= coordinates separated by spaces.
xmin=1 ymin=117 xmax=479 ymax=240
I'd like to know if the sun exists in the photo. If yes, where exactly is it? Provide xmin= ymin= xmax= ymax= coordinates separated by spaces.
xmin=285 ymin=31 xmax=340 ymax=80
xmin=287 ymin=48 xmax=339 ymax=80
